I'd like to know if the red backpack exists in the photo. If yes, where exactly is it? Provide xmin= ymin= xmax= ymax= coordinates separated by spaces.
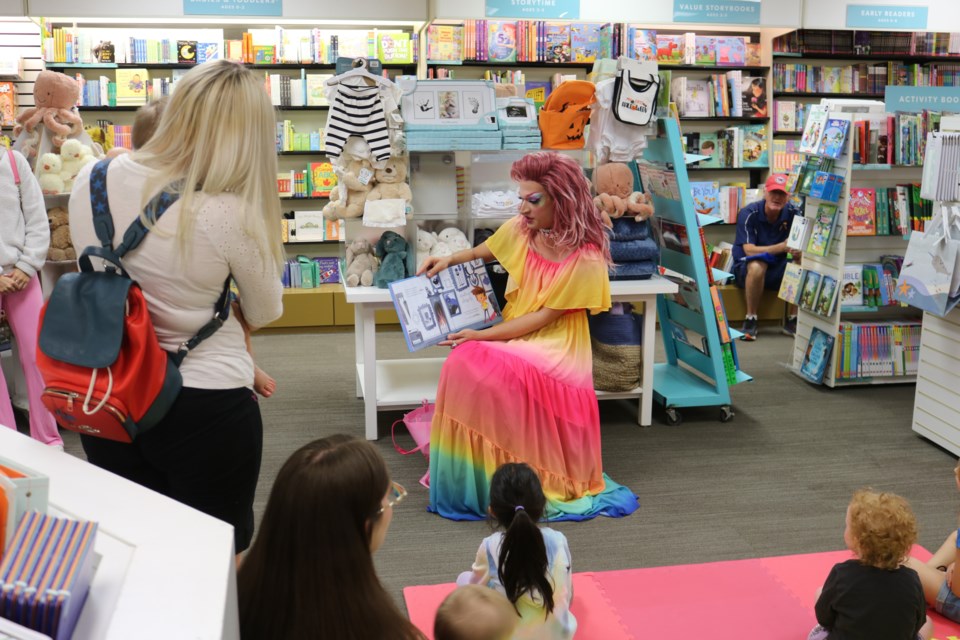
xmin=36 ymin=158 xmax=229 ymax=442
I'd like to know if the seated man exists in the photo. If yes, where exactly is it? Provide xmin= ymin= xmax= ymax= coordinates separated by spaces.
xmin=732 ymin=173 xmax=801 ymax=341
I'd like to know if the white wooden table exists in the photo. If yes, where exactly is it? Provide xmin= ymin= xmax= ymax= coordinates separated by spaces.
xmin=344 ymin=276 xmax=678 ymax=440
xmin=0 ymin=429 xmax=238 ymax=640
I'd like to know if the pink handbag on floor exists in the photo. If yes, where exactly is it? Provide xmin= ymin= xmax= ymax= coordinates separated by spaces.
xmin=391 ymin=400 xmax=434 ymax=488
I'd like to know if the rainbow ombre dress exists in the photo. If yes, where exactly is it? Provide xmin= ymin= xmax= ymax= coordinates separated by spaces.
xmin=428 ymin=217 xmax=639 ymax=521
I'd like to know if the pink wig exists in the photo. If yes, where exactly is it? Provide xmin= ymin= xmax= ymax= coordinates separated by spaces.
xmin=510 ymin=152 xmax=611 ymax=265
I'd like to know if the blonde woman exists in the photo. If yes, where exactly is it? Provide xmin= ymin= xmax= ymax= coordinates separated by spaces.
xmin=68 ymin=60 xmax=283 ymax=553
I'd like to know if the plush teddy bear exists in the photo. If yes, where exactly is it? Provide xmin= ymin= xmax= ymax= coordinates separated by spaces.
xmin=47 ymin=207 xmax=75 ymax=261
xmin=373 ymin=230 xmax=409 ymax=289
xmin=365 ymin=156 xmax=413 ymax=214
xmin=592 ymin=162 xmax=655 ymax=227
xmin=13 ymin=71 xmax=84 ymax=158
xmin=344 ymin=238 xmax=379 ymax=287
xmin=323 ymin=155 xmax=375 ymax=220
xmin=36 ymin=153 xmax=64 ymax=195
xmin=438 ymin=227 xmax=470 ymax=252
xmin=59 ymin=139 xmax=96 ymax=192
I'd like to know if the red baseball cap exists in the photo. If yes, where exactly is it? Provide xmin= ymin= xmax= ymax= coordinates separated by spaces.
xmin=765 ymin=173 xmax=789 ymax=193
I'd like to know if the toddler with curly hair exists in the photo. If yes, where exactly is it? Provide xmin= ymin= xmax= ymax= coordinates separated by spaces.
xmin=809 ymin=489 xmax=932 ymax=640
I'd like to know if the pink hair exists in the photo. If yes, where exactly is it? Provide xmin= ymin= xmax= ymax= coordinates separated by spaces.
xmin=510 ymin=152 xmax=611 ymax=265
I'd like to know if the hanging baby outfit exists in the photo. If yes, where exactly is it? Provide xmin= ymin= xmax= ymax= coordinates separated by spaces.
xmin=325 ymin=75 xmax=393 ymax=163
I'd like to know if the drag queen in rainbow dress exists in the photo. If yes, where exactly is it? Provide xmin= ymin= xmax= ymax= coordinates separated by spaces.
xmin=418 ymin=152 xmax=639 ymax=521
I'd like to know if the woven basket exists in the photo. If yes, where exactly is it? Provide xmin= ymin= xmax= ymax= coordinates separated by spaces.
xmin=588 ymin=306 xmax=643 ymax=392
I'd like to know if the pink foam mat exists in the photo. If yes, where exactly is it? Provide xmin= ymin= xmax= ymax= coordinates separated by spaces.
xmin=403 ymin=547 xmax=960 ymax=639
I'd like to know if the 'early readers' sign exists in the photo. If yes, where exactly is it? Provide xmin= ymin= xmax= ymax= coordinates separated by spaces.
xmin=845 ymin=4 xmax=928 ymax=29
xmin=885 ymin=86 xmax=960 ymax=113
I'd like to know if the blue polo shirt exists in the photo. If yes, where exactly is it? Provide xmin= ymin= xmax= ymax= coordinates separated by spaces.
xmin=732 ymin=199 xmax=800 ymax=263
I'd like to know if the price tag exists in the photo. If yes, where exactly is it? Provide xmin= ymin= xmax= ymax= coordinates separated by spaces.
xmin=358 ymin=167 xmax=374 ymax=185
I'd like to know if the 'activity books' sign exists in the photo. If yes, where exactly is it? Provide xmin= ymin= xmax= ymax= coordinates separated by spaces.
xmin=885 ymin=86 xmax=960 ymax=113
xmin=389 ymin=259 xmax=502 ymax=352
xmin=673 ymin=0 xmax=761 ymax=25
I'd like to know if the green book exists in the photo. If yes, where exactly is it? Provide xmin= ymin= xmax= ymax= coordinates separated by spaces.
xmin=107 ymin=82 xmax=117 ymax=107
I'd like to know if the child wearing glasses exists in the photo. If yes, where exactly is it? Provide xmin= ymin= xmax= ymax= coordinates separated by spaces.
xmin=434 ymin=585 xmax=518 ymax=640
xmin=456 ymin=463 xmax=576 ymax=639
xmin=237 ymin=435 xmax=424 ymax=640
xmin=809 ymin=489 xmax=932 ymax=640
xmin=418 ymin=152 xmax=638 ymax=522
xmin=906 ymin=461 xmax=960 ymax=625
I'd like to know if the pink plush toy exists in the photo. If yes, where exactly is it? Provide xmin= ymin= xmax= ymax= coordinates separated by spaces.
xmin=13 ymin=71 xmax=84 ymax=157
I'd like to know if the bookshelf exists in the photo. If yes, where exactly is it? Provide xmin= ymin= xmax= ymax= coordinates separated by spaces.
xmin=788 ymin=104 xmax=923 ymax=387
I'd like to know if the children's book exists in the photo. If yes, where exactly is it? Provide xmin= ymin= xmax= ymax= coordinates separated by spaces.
xmin=389 ymin=259 xmax=502 ymax=352
xmin=778 ymin=263 xmax=804 ymax=305
xmin=715 ymin=36 xmax=745 ymax=66
xmin=571 ymin=23 xmax=603 ymax=62
xmin=487 ymin=21 xmax=518 ymax=63
xmin=698 ymin=133 xmax=721 ymax=169
xmin=814 ymin=274 xmax=839 ymax=316
xmin=306 ymin=73 xmax=333 ymax=106
xmin=786 ymin=215 xmax=811 ymax=252
xmin=629 ymin=28 xmax=657 ymax=61
xmin=799 ymin=105 xmax=829 ymax=155
xmin=197 ymin=42 xmax=219 ymax=64
xmin=817 ymin=118 xmax=850 ymax=159
xmin=846 ymin=187 xmax=877 ymax=236
xmin=544 ymin=22 xmax=571 ymax=63
xmin=806 ymin=202 xmax=839 ymax=257
xmin=741 ymin=76 xmax=767 ymax=118
xmin=309 ymin=161 xmax=336 ymax=197
xmin=840 ymin=264 xmax=864 ymax=307
xmin=740 ymin=124 xmax=768 ymax=167
xmin=745 ymin=42 xmax=762 ymax=66
xmin=115 ymin=68 xmax=149 ymax=105
xmin=694 ymin=36 xmax=716 ymax=64
xmin=683 ymin=79 xmax=711 ymax=117
xmin=799 ymin=326 xmax=836 ymax=384
xmin=379 ymin=32 xmax=413 ymax=64
xmin=0 ymin=82 xmax=16 ymax=127
xmin=799 ymin=270 xmax=822 ymax=312
xmin=659 ymin=220 xmax=690 ymax=254
xmin=177 ymin=40 xmax=197 ymax=64
xmin=690 ymin=181 xmax=720 ymax=217
xmin=426 ymin=24 xmax=463 ymax=63
xmin=525 ymin=81 xmax=551 ymax=113
xmin=656 ymin=34 xmax=684 ymax=64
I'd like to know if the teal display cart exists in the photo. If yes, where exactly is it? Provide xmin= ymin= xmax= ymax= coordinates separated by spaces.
xmin=641 ymin=118 xmax=752 ymax=425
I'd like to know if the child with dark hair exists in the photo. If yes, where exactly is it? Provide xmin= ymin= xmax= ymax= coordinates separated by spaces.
xmin=457 ymin=463 xmax=576 ymax=639
xmin=434 ymin=584 xmax=518 ymax=640
xmin=810 ymin=489 xmax=932 ymax=640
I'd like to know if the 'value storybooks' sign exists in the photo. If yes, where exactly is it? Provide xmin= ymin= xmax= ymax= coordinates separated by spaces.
xmin=486 ymin=0 xmax=580 ymax=19
xmin=885 ymin=86 xmax=960 ymax=113
xmin=673 ymin=0 xmax=761 ymax=25
xmin=183 ymin=0 xmax=282 ymax=16
xmin=845 ymin=4 xmax=928 ymax=29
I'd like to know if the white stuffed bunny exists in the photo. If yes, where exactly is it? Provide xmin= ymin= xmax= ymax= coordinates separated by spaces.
xmin=438 ymin=227 xmax=471 ymax=252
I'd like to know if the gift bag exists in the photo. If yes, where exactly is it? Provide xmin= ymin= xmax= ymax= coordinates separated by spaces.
xmin=391 ymin=400 xmax=434 ymax=488
xmin=588 ymin=303 xmax=643 ymax=392
xmin=538 ymin=80 xmax=595 ymax=149
xmin=895 ymin=204 xmax=960 ymax=316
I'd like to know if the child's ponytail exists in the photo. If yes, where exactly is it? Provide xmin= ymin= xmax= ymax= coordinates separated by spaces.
xmin=489 ymin=463 xmax=555 ymax=616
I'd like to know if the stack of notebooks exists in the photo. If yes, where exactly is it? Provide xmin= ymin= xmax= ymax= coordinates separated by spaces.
xmin=0 ymin=511 xmax=98 ymax=640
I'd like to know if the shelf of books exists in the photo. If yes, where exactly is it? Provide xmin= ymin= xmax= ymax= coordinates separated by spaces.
xmin=642 ymin=118 xmax=751 ymax=424
xmin=782 ymin=101 xmax=924 ymax=387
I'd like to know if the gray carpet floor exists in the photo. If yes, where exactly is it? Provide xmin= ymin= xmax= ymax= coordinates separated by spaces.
xmin=57 ymin=323 xmax=960 ymax=614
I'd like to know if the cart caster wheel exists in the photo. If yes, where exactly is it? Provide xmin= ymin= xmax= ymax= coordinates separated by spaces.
xmin=720 ymin=406 xmax=734 ymax=423
xmin=665 ymin=408 xmax=682 ymax=426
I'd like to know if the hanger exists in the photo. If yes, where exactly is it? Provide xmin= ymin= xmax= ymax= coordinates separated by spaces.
xmin=325 ymin=58 xmax=391 ymax=89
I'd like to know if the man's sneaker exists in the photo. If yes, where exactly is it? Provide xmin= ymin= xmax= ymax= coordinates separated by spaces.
xmin=782 ymin=316 xmax=797 ymax=337
xmin=740 ymin=317 xmax=758 ymax=341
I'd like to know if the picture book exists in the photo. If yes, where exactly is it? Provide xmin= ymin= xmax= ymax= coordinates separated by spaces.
xmin=309 ymin=161 xmax=336 ymax=197
xmin=488 ymin=21 xmax=518 ymax=63
xmin=807 ymin=171 xmax=844 ymax=203
xmin=806 ymin=202 xmax=839 ymax=257
xmin=656 ymin=34 xmax=684 ymax=64
xmin=389 ymin=259 xmax=501 ymax=352
xmin=698 ymin=133 xmax=721 ymax=169
xmin=745 ymin=42 xmax=762 ymax=66
xmin=115 ymin=68 xmax=149 ymax=105
xmin=817 ymin=118 xmax=850 ymax=159
xmin=683 ymin=79 xmax=711 ymax=117
xmin=715 ymin=36 xmax=745 ymax=66
xmin=800 ymin=326 xmax=836 ymax=384
xmin=846 ymin=187 xmax=877 ymax=236
xmin=659 ymin=220 xmax=690 ymax=254
xmin=571 ymin=22 xmax=603 ymax=62
xmin=814 ymin=275 xmax=839 ymax=316
xmin=778 ymin=263 xmax=804 ymax=305
xmin=799 ymin=105 xmax=830 ymax=155
xmin=741 ymin=76 xmax=767 ymax=118
xmin=544 ymin=22 xmax=571 ymax=63
xmin=661 ymin=268 xmax=702 ymax=312
xmin=196 ymin=42 xmax=219 ymax=64
xmin=629 ymin=28 xmax=657 ymax=61
xmin=840 ymin=264 xmax=864 ymax=307
xmin=690 ymin=181 xmax=720 ymax=217
xmin=799 ymin=269 xmax=822 ymax=312
xmin=740 ymin=124 xmax=768 ymax=167
xmin=426 ymin=24 xmax=463 ymax=63
xmin=0 ymin=82 xmax=16 ymax=127
xmin=525 ymin=81 xmax=551 ymax=113
xmin=293 ymin=211 xmax=325 ymax=241
xmin=379 ymin=32 xmax=413 ymax=64
xmin=177 ymin=40 xmax=197 ymax=64
xmin=306 ymin=74 xmax=333 ymax=106
xmin=777 ymin=101 xmax=797 ymax=132
xmin=694 ymin=36 xmax=716 ymax=64
xmin=786 ymin=215 xmax=811 ymax=252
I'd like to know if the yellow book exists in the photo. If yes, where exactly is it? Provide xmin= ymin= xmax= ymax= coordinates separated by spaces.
xmin=115 ymin=68 xmax=149 ymax=105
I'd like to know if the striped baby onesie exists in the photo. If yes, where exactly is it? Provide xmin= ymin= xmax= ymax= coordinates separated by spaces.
xmin=325 ymin=76 xmax=392 ymax=162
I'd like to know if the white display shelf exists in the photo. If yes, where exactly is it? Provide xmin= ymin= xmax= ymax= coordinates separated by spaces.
xmin=356 ymin=359 xmax=446 ymax=407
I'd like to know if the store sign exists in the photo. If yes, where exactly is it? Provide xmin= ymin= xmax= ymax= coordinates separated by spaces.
xmin=183 ymin=0 xmax=282 ymax=16
xmin=673 ymin=0 xmax=761 ymax=25
xmin=845 ymin=4 xmax=928 ymax=29
xmin=886 ymin=86 xmax=960 ymax=113
xmin=485 ymin=0 xmax=580 ymax=19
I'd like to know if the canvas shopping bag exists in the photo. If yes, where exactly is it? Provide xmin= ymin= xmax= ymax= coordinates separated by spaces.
xmin=895 ymin=206 xmax=960 ymax=316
